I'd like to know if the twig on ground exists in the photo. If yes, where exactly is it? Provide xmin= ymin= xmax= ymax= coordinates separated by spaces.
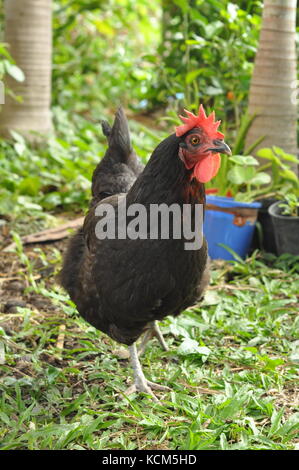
xmin=3 ymin=217 xmax=84 ymax=252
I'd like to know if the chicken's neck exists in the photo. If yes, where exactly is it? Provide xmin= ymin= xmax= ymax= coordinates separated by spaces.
xmin=126 ymin=134 xmax=205 ymax=208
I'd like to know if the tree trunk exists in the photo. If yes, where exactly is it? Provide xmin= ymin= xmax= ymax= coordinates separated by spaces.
xmin=245 ymin=0 xmax=298 ymax=158
xmin=0 ymin=0 xmax=52 ymax=138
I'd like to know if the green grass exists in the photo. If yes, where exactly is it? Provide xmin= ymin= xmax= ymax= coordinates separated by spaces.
xmin=0 ymin=243 xmax=298 ymax=450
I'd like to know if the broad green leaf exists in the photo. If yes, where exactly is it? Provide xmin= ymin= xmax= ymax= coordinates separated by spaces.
xmin=257 ymin=148 xmax=283 ymax=168
xmin=41 ymin=192 xmax=63 ymax=209
xmin=177 ymin=338 xmax=211 ymax=356
xmin=5 ymin=61 xmax=25 ymax=82
xmin=17 ymin=196 xmax=42 ymax=211
xmin=93 ymin=20 xmax=115 ymax=37
xmin=185 ymin=69 xmax=202 ymax=84
xmin=256 ymin=148 xmax=275 ymax=160
xmin=46 ymin=366 xmax=61 ymax=384
xmin=218 ymin=395 xmax=247 ymax=420
xmin=220 ymin=433 xmax=229 ymax=450
xmin=0 ymin=44 xmax=12 ymax=60
xmin=204 ymin=20 xmax=224 ymax=38
xmin=272 ymin=146 xmax=299 ymax=164
xmin=227 ymin=165 xmax=256 ymax=184
xmin=249 ymin=172 xmax=271 ymax=186
xmin=61 ymin=393 xmax=88 ymax=417
xmin=269 ymin=408 xmax=285 ymax=436
xmin=279 ymin=169 xmax=299 ymax=185
xmin=218 ymin=243 xmax=246 ymax=263
xmin=0 ymin=411 xmax=10 ymax=425
xmin=19 ymin=176 xmax=42 ymax=196
xmin=10 ymin=129 xmax=26 ymax=144
xmin=173 ymin=0 xmax=189 ymax=13
xmin=14 ymin=142 xmax=26 ymax=156
xmin=274 ymin=412 xmax=299 ymax=438
xmin=229 ymin=155 xmax=259 ymax=166
xmin=205 ymin=85 xmax=223 ymax=96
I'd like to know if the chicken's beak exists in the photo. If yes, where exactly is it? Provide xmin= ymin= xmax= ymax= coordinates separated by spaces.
xmin=207 ymin=139 xmax=232 ymax=155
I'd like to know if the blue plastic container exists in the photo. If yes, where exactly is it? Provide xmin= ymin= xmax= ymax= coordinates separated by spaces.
xmin=203 ymin=196 xmax=261 ymax=260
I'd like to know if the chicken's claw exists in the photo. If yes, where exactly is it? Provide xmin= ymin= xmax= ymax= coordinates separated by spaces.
xmin=126 ymin=343 xmax=170 ymax=402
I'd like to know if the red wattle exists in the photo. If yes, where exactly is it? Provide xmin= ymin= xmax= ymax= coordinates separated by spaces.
xmin=193 ymin=153 xmax=221 ymax=183
xmin=211 ymin=153 xmax=221 ymax=178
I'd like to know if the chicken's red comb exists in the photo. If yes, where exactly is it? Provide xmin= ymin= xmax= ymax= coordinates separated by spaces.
xmin=175 ymin=104 xmax=224 ymax=139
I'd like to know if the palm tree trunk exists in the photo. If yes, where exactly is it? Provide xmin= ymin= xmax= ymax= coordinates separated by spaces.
xmin=0 ymin=0 xmax=52 ymax=138
xmin=245 ymin=0 xmax=298 ymax=159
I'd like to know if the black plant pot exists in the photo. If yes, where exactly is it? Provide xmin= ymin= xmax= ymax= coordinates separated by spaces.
xmin=268 ymin=201 xmax=299 ymax=256
xmin=251 ymin=198 xmax=278 ymax=254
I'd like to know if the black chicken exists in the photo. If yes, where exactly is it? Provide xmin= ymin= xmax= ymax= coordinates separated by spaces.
xmin=60 ymin=106 xmax=231 ymax=399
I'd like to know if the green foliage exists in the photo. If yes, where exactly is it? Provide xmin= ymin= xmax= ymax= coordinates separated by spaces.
xmin=226 ymin=154 xmax=271 ymax=202
xmin=206 ymin=146 xmax=299 ymax=203
xmin=52 ymin=0 xmax=161 ymax=115
xmin=50 ymin=0 xmax=264 ymax=125
xmin=0 ymin=42 xmax=24 ymax=103
xmin=155 ymin=1 xmax=262 ymax=121
xmin=0 ymin=108 xmax=158 ymax=227
xmin=1 ymin=0 xmax=164 ymax=228
xmin=256 ymin=147 xmax=299 ymax=196
xmin=0 ymin=43 xmax=24 ymax=82
xmin=0 ymin=110 xmax=100 ymax=218
xmin=278 ymin=195 xmax=299 ymax=218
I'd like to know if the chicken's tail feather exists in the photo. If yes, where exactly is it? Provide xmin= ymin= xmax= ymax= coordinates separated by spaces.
xmin=90 ymin=107 xmax=143 ymax=202
xmin=101 ymin=120 xmax=112 ymax=140
xmin=106 ymin=107 xmax=132 ymax=163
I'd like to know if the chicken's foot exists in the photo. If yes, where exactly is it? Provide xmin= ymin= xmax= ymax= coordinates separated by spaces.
xmin=125 ymin=343 xmax=170 ymax=401
xmin=138 ymin=321 xmax=169 ymax=357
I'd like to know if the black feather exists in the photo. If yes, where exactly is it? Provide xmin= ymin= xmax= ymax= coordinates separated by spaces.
xmin=101 ymin=120 xmax=111 ymax=140
xmin=91 ymin=107 xmax=144 ymax=203
xmin=60 ymin=109 xmax=209 ymax=346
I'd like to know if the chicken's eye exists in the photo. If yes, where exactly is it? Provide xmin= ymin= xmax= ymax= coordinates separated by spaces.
xmin=190 ymin=136 xmax=200 ymax=146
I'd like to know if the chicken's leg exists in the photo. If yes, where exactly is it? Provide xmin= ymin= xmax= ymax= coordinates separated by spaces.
xmin=125 ymin=342 xmax=170 ymax=401
xmin=138 ymin=321 xmax=169 ymax=357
